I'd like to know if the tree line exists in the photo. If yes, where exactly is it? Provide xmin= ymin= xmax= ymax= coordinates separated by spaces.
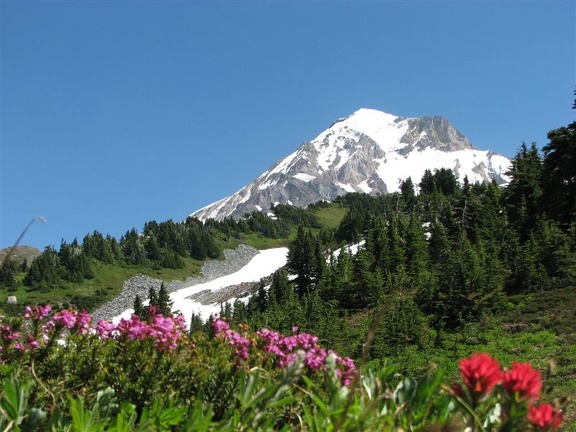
xmin=0 ymin=203 xmax=320 ymax=294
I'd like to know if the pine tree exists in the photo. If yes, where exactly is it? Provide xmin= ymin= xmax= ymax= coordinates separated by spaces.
xmin=404 ymin=214 xmax=428 ymax=282
xmin=145 ymin=236 xmax=162 ymax=262
xmin=287 ymin=226 xmax=315 ymax=297
xmin=133 ymin=295 xmax=145 ymax=320
xmin=24 ymin=246 xmax=61 ymax=291
xmin=434 ymin=168 xmax=459 ymax=196
xmin=400 ymin=177 xmax=416 ymax=210
xmin=419 ymin=169 xmax=436 ymax=195
xmin=157 ymin=282 xmax=173 ymax=316
xmin=270 ymin=269 xmax=291 ymax=306
xmin=387 ymin=213 xmax=405 ymax=272
xmin=504 ymin=143 xmax=544 ymax=242
xmin=121 ymin=229 xmax=146 ymax=265
xmin=372 ymin=296 xmax=427 ymax=358
xmin=542 ymin=100 xmax=576 ymax=229
xmin=0 ymin=259 xmax=18 ymax=291
xmin=349 ymin=249 xmax=381 ymax=309
xmin=366 ymin=216 xmax=388 ymax=272
xmin=189 ymin=312 xmax=204 ymax=333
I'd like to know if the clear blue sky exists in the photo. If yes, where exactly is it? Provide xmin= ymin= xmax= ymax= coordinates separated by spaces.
xmin=1 ymin=0 xmax=574 ymax=250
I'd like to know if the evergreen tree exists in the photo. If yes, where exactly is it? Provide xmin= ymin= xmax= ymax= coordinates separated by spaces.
xmin=419 ymin=169 xmax=436 ymax=195
xmin=147 ymin=286 xmax=158 ymax=316
xmin=428 ymin=237 xmax=502 ymax=330
xmin=269 ymin=269 xmax=291 ymax=306
xmin=372 ymin=296 xmax=427 ymax=358
xmin=157 ymin=282 xmax=173 ymax=316
xmin=365 ymin=217 xmax=388 ymax=272
xmin=400 ymin=177 xmax=416 ymax=210
xmin=145 ymin=236 xmax=162 ymax=262
xmin=160 ymin=250 xmax=185 ymax=269
xmin=252 ymin=280 xmax=269 ymax=313
xmin=0 ymin=259 xmax=18 ymax=291
xmin=133 ymin=295 xmax=145 ymax=320
xmin=335 ymin=209 xmax=364 ymax=243
xmin=504 ymin=143 xmax=544 ymax=242
xmin=404 ymin=214 xmax=429 ymax=282
xmin=24 ymin=246 xmax=61 ymax=291
xmin=121 ymin=229 xmax=146 ymax=265
xmin=349 ymin=248 xmax=381 ymax=309
xmin=189 ymin=312 xmax=204 ymax=333
xmin=287 ymin=226 xmax=315 ymax=297
xmin=322 ymin=246 xmax=355 ymax=307
xmin=188 ymin=228 xmax=207 ymax=261
xmin=386 ymin=213 xmax=405 ymax=272
xmin=434 ymin=168 xmax=459 ymax=196
xmin=542 ymin=102 xmax=576 ymax=229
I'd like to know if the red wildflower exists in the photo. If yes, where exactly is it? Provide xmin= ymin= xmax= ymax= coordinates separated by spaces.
xmin=527 ymin=403 xmax=562 ymax=431
xmin=459 ymin=352 xmax=501 ymax=396
xmin=502 ymin=362 xmax=542 ymax=401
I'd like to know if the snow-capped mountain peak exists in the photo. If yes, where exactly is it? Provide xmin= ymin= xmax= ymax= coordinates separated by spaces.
xmin=191 ymin=109 xmax=510 ymax=221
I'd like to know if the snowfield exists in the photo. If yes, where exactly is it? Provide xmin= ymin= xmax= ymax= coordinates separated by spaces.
xmin=114 ymin=247 xmax=288 ymax=327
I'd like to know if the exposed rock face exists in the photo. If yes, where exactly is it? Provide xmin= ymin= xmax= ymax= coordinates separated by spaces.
xmin=0 ymin=246 xmax=41 ymax=266
xmin=399 ymin=116 xmax=473 ymax=154
xmin=191 ymin=108 xmax=511 ymax=221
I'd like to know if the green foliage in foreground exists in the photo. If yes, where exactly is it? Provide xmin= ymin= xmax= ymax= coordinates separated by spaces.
xmin=0 ymin=307 xmax=569 ymax=431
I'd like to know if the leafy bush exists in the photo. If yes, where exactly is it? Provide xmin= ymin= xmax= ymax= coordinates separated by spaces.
xmin=0 ymin=305 xmax=567 ymax=431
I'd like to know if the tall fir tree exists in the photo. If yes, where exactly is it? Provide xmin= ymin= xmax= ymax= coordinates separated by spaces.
xmin=504 ymin=143 xmax=544 ymax=243
xmin=541 ymin=97 xmax=576 ymax=229
xmin=157 ymin=282 xmax=173 ymax=316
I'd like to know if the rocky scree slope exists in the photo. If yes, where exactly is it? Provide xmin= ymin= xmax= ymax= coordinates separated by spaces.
xmin=92 ymin=244 xmax=259 ymax=321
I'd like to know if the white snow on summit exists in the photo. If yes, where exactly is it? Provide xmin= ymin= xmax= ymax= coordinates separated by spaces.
xmin=313 ymin=108 xmax=410 ymax=156
xmin=190 ymin=108 xmax=511 ymax=221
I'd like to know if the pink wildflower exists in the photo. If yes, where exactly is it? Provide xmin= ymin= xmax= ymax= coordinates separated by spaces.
xmin=95 ymin=320 xmax=117 ymax=339
xmin=212 ymin=317 xmax=230 ymax=334
xmin=0 ymin=324 xmax=22 ymax=343
xmin=24 ymin=305 xmax=52 ymax=320
xmin=305 ymin=347 xmax=327 ymax=371
xmin=224 ymin=330 xmax=251 ymax=361
xmin=52 ymin=309 xmax=78 ymax=330
xmin=12 ymin=343 xmax=25 ymax=351
xmin=117 ymin=315 xmax=148 ymax=341
xmin=75 ymin=310 xmax=92 ymax=334
xmin=149 ymin=314 xmax=184 ymax=351
xmin=27 ymin=335 xmax=39 ymax=349
xmin=334 ymin=354 xmax=357 ymax=386
xmin=295 ymin=333 xmax=318 ymax=350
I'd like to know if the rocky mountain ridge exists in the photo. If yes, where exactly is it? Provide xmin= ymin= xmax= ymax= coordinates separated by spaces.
xmin=191 ymin=108 xmax=511 ymax=220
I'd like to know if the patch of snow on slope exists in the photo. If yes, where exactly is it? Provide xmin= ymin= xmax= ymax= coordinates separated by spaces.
xmin=313 ymin=134 xmax=352 ymax=172
xmin=239 ymin=189 xmax=252 ymax=204
xmin=375 ymin=147 xmax=508 ymax=191
xmin=265 ymin=149 xmax=303 ymax=178
xmin=332 ymin=241 xmax=366 ymax=259
xmin=357 ymin=180 xmax=372 ymax=193
xmin=258 ymin=178 xmax=278 ymax=190
xmin=338 ymin=182 xmax=356 ymax=193
xmin=114 ymin=248 xmax=288 ymax=328
xmin=344 ymin=109 xmax=410 ymax=152
xmin=293 ymin=173 xmax=316 ymax=182
xmin=311 ymin=109 xmax=410 ymax=172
